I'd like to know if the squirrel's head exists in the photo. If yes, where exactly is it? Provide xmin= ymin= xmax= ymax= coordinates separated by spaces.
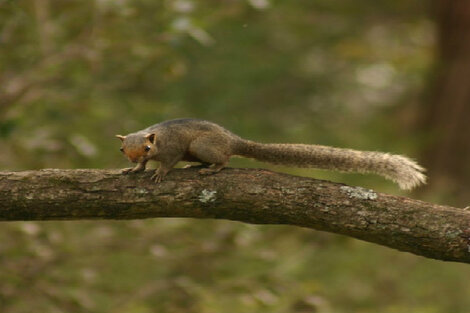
xmin=116 ymin=133 xmax=158 ymax=163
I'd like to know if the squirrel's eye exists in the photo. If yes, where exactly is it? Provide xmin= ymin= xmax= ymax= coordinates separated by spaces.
xmin=120 ymin=147 xmax=124 ymax=153
xmin=144 ymin=145 xmax=151 ymax=152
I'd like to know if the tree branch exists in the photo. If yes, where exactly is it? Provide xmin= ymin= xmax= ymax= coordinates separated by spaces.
xmin=1 ymin=168 xmax=469 ymax=263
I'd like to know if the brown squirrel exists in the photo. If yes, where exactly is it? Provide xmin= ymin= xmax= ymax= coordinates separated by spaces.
xmin=116 ymin=118 xmax=426 ymax=189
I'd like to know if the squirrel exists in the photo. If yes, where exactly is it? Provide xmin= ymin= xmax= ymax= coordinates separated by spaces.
xmin=116 ymin=118 xmax=426 ymax=190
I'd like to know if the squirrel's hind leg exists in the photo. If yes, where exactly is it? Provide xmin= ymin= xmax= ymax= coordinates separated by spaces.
xmin=183 ymin=162 xmax=211 ymax=169
xmin=188 ymin=137 xmax=231 ymax=175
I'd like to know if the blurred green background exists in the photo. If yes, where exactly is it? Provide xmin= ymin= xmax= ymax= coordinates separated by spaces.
xmin=2 ymin=0 xmax=470 ymax=312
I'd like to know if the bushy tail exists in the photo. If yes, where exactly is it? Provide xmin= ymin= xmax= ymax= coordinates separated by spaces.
xmin=234 ymin=140 xmax=426 ymax=190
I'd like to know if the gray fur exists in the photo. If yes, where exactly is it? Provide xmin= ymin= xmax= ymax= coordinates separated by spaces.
xmin=118 ymin=119 xmax=426 ymax=189
xmin=234 ymin=140 xmax=426 ymax=190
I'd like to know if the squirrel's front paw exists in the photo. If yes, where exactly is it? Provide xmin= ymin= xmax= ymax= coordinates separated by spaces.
xmin=122 ymin=166 xmax=145 ymax=174
xmin=121 ymin=167 xmax=134 ymax=174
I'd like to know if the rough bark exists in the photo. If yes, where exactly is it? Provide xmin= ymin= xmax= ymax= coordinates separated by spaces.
xmin=0 ymin=168 xmax=469 ymax=263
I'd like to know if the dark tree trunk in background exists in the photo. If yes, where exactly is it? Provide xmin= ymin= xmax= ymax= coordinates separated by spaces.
xmin=422 ymin=0 xmax=470 ymax=204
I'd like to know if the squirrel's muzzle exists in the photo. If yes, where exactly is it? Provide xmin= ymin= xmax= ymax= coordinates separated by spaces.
xmin=126 ymin=151 xmax=142 ymax=163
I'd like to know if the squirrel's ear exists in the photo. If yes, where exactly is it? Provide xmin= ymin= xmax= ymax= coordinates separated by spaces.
xmin=115 ymin=135 xmax=126 ymax=141
xmin=145 ymin=133 xmax=156 ymax=143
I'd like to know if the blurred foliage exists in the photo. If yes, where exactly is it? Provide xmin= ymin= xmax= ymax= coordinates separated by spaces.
xmin=1 ymin=0 xmax=469 ymax=312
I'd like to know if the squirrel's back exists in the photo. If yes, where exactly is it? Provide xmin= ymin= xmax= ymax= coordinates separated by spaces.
xmin=146 ymin=118 xmax=239 ymax=138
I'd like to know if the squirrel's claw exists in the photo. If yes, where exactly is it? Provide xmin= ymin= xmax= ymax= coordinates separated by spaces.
xmin=151 ymin=172 xmax=163 ymax=183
